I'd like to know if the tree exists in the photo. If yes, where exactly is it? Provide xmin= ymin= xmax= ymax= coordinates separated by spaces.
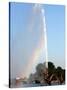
xmin=62 ymin=69 xmax=65 ymax=81
xmin=28 ymin=61 xmax=65 ymax=85
xmin=36 ymin=63 xmax=45 ymax=76
xmin=55 ymin=67 xmax=65 ymax=83
xmin=56 ymin=67 xmax=62 ymax=77
xmin=48 ymin=62 xmax=55 ymax=76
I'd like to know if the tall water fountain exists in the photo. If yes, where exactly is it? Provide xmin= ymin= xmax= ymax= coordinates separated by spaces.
xmin=34 ymin=4 xmax=48 ymax=69
xmin=21 ymin=4 xmax=48 ymax=78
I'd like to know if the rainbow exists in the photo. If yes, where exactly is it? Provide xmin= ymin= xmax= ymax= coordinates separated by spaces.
xmin=24 ymin=34 xmax=45 ymax=77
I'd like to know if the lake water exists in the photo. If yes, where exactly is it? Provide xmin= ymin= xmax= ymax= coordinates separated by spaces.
xmin=10 ymin=78 xmax=65 ymax=88
xmin=11 ymin=83 xmax=48 ymax=88
xmin=11 ymin=82 xmax=65 ymax=88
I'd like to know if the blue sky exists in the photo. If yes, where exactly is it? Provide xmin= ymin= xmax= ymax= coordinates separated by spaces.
xmin=10 ymin=3 xmax=65 ymax=78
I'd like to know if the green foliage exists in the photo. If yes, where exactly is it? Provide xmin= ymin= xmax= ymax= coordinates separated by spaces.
xmin=62 ymin=69 xmax=65 ymax=81
xmin=48 ymin=62 xmax=55 ymax=76
xmin=55 ymin=67 xmax=65 ymax=81
xmin=29 ymin=61 xmax=65 ymax=84
xmin=36 ymin=63 xmax=45 ymax=76
xmin=56 ymin=67 xmax=62 ymax=76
